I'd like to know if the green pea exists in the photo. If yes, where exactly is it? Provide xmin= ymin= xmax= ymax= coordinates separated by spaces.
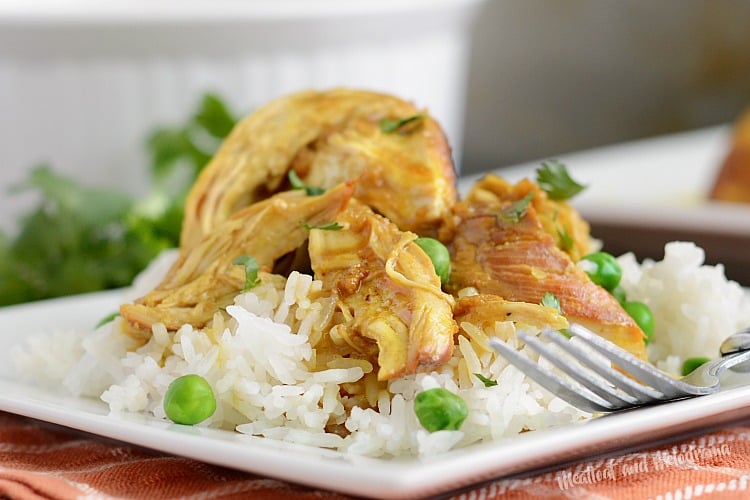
xmin=413 ymin=387 xmax=468 ymax=432
xmin=414 ymin=237 xmax=451 ymax=285
xmin=581 ymin=251 xmax=622 ymax=291
xmin=163 ymin=374 xmax=217 ymax=425
xmin=681 ymin=357 xmax=711 ymax=376
xmin=622 ymin=300 xmax=655 ymax=344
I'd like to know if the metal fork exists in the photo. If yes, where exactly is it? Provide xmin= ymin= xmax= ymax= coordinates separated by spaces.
xmin=488 ymin=324 xmax=750 ymax=414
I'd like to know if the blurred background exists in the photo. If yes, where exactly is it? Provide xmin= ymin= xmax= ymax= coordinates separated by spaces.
xmin=3 ymin=0 xmax=750 ymax=190
xmin=463 ymin=0 xmax=750 ymax=172
xmin=1 ymin=0 xmax=750 ymax=303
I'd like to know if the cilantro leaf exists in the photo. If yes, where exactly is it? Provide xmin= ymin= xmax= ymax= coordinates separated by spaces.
xmin=474 ymin=373 xmax=498 ymax=387
xmin=233 ymin=254 xmax=261 ymax=291
xmin=0 ymin=165 xmax=156 ymax=305
xmin=557 ymin=224 xmax=574 ymax=251
xmin=300 ymin=221 xmax=343 ymax=231
xmin=194 ymin=93 xmax=237 ymax=138
xmin=288 ymin=170 xmax=325 ymax=196
xmin=95 ymin=311 xmax=121 ymax=329
xmin=499 ymin=192 xmax=534 ymax=224
xmin=0 ymin=92 xmax=241 ymax=306
xmin=147 ymin=93 xmax=237 ymax=188
xmin=540 ymin=292 xmax=561 ymax=312
xmin=536 ymin=160 xmax=586 ymax=200
xmin=379 ymin=114 xmax=424 ymax=134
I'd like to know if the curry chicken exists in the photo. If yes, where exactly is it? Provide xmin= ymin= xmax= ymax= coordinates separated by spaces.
xmin=119 ymin=88 xmax=648 ymax=384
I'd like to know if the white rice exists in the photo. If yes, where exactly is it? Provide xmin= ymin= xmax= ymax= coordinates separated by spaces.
xmin=618 ymin=241 xmax=750 ymax=374
xmin=12 ymin=241 xmax=750 ymax=457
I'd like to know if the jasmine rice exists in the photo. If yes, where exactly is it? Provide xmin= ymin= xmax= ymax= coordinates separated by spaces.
xmin=12 ymin=241 xmax=750 ymax=457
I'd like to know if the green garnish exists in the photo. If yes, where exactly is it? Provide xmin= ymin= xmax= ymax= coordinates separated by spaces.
xmin=499 ymin=192 xmax=534 ymax=224
xmin=550 ymin=209 xmax=574 ymax=251
xmin=233 ymin=254 xmax=261 ymax=291
xmin=288 ymin=170 xmax=325 ymax=196
xmin=379 ymin=114 xmax=424 ymax=134
xmin=148 ymin=92 xmax=237 ymax=186
xmin=163 ymin=374 xmax=217 ymax=425
xmin=536 ymin=160 xmax=586 ymax=200
xmin=413 ymin=388 xmax=468 ymax=432
xmin=540 ymin=292 xmax=561 ymax=312
xmin=557 ymin=225 xmax=574 ymax=251
xmin=300 ymin=221 xmax=343 ymax=231
xmin=95 ymin=311 xmax=121 ymax=329
xmin=0 ymin=93 xmax=238 ymax=307
xmin=474 ymin=373 xmax=498 ymax=387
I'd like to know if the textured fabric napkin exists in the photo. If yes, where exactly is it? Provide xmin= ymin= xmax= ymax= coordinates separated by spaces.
xmin=2 ymin=410 xmax=749 ymax=499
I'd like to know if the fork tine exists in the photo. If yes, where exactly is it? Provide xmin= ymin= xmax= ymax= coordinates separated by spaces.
xmin=539 ymin=329 xmax=665 ymax=403
xmin=520 ymin=330 xmax=643 ymax=407
xmin=567 ymin=324 xmax=687 ymax=399
xmin=488 ymin=337 xmax=615 ymax=414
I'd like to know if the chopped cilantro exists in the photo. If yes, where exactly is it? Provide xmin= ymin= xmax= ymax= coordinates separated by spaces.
xmin=557 ymin=224 xmax=574 ymax=251
xmin=540 ymin=292 xmax=561 ymax=312
xmin=379 ymin=114 xmax=424 ymax=134
xmin=499 ymin=192 xmax=534 ymax=224
xmin=551 ymin=209 xmax=574 ymax=251
xmin=233 ymin=254 xmax=261 ymax=291
xmin=288 ymin=170 xmax=325 ymax=196
xmin=95 ymin=311 xmax=121 ymax=329
xmin=536 ymin=160 xmax=586 ymax=200
xmin=300 ymin=221 xmax=343 ymax=231
xmin=474 ymin=373 xmax=498 ymax=387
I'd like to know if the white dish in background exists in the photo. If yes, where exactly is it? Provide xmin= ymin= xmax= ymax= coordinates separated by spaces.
xmin=0 ymin=0 xmax=485 ymax=233
xmin=3 ymin=290 xmax=750 ymax=499
xmin=459 ymin=125 xmax=750 ymax=235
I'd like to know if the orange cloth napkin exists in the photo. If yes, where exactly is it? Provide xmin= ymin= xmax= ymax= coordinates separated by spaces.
xmin=2 ymin=410 xmax=750 ymax=499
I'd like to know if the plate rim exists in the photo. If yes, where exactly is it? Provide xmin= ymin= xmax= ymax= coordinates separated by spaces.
xmin=3 ymin=290 xmax=750 ymax=498
xmin=3 ymin=124 xmax=750 ymax=498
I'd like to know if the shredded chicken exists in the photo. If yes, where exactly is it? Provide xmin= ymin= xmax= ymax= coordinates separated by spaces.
xmin=453 ymin=294 xmax=569 ymax=338
xmin=308 ymin=200 xmax=457 ymax=380
xmin=119 ymin=87 xmax=653 ymax=380
xmin=446 ymin=174 xmax=648 ymax=359
xmin=120 ymin=181 xmax=355 ymax=339
xmin=181 ymin=88 xmax=456 ymax=249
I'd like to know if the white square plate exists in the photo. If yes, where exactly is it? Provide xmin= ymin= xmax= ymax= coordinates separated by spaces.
xmin=3 ymin=127 xmax=750 ymax=499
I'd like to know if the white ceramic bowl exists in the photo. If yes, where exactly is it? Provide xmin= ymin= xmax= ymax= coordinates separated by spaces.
xmin=0 ymin=0 xmax=485 ymax=230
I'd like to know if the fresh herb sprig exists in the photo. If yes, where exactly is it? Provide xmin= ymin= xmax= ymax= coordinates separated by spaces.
xmin=536 ymin=160 xmax=586 ymax=200
xmin=148 ymin=93 xmax=237 ymax=186
xmin=474 ymin=373 xmax=498 ymax=387
xmin=95 ymin=311 xmax=121 ymax=329
xmin=233 ymin=254 xmax=261 ymax=291
xmin=379 ymin=114 xmax=424 ymax=134
xmin=288 ymin=171 xmax=325 ymax=196
xmin=499 ymin=192 xmax=534 ymax=224
xmin=300 ymin=221 xmax=343 ymax=231
xmin=540 ymin=292 xmax=561 ymax=312
xmin=0 ymin=93 xmax=239 ymax=306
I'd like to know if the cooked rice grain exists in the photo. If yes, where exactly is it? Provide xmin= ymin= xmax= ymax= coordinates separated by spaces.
xmin=13 ymin=243 xmax=750 ymax=457
xmin=618 ymin=241 xmax=750 ymax=373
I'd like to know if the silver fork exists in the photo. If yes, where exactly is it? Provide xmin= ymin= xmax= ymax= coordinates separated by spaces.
xmin=488 ymin=324 xmax=750 ymax=414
